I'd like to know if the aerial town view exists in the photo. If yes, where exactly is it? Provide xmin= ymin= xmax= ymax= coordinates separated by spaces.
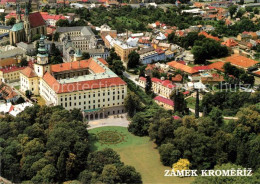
xmin=0 ymin=0 xmax=260 ymax=183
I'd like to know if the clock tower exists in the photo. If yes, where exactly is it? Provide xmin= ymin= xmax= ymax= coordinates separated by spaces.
xmin=34 ymin=35 xmax=50 ymax=77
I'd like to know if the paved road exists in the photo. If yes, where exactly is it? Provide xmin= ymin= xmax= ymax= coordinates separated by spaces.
xmin=189 ymin=107 xmax=238 ymax=120
xmin=87 ymin=113 xmax=130 ymax=130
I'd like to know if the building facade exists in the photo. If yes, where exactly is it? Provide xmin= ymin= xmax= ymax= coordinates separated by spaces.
xmin=9 ymin=4 xmax=46 ymax=45
xmin=20 ymin=36 xmax=127 ymax=120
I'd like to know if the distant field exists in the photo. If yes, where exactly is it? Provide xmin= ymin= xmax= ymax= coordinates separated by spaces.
xmin=89 ymin=126 xmax=194 ymax=184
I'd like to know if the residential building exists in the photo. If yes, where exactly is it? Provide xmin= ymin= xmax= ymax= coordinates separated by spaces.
xmin=0 ymin=82 xmax=19 ymax=103
xmin=154 ymin=96 xmax=173 ymax=110
xmin=200 ymin=73 xmax=225 ymax=85
xmin=167 ymin=61 xmax=199 ymax=75
xmin=114 ymin=40 xmax=137 ymax=62
xmin=139 ymin=77 xmax=175 ymax=98
xmin=40 ymin=12 xmax=66 ymax=27
xmin=0 ymin=25 xmax=11 ymax=34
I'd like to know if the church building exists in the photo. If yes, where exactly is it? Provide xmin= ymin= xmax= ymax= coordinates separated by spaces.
xmin=9 ymin=4 xmax=46 ymax=45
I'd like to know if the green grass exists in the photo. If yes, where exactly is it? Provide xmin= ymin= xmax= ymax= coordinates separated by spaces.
xmin=14 ymin=85 xmax=20 ymax=90
xmin=186 ymin=97 xmax=197 ymax=109
xmin=89 ymin=126 xmax=194 ymax=184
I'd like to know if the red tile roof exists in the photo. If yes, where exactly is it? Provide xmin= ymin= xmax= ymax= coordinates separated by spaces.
xmin=192 ymin=65 xmax=211 ymax=71
xmin=224 ymin=54 xmax=258 ymax=69
xmin=207 ymin=61 xmax=225 ymax=72
xmin=199 ymin=31 xmax=220 ymax=41
xmin=6 ymin=12 xmax=46 ymax=28
xmin=40 ymin=12 xmax=66 ymax=21
xmin=20 ymin=67 xmax=37 ymax=78
xmin=97 ymin=58 xmax=108 ymax=65
xmin=154 ymin=96 xmax=174 ymax=106
xmin=171 ymin=74 xmax=182 ymax=82
xmin=43 ymin=72 xmax=126 ymax=94
xmin=145 ymin=64 xmax=155 ymax=71
xmin=29 ymin=12 xmax=46 ymax=28
xmin=167 ymin=61 xmax=198 ymax=74
xmin=221 ymin=39 xmax=238 ymax=47
xmin=254 ymin=70 xmax=260 ymax=76
xmin=139 ymin=76 xmax=146 ymax=81
xmin=51 ymin=58 xmax=105 ymax=74
xmin=0 ymin=65 xmax=26 ymax=73
xmin=173 ymin=115 xmax=181 ymax=120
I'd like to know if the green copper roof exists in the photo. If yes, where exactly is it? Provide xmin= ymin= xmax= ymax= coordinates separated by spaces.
xmin=74 ymin=49 xmax=82 ymax=57
xmin=10 ymin=22 xmax=24 ymax=32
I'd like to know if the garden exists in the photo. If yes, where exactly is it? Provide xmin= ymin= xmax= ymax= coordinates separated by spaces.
xmin=88 ymin=126 xmax=194 ymax=184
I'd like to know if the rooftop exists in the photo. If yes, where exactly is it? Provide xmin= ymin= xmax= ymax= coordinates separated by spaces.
xmin=167 ymin=61 xmax=198 ymax=74
xmin=154 ymin=96 xmax=174 ymax=106
xmin=224 ymin=54 xmax=259 ymax=69
xmin=42 ymin=57 xmax=126 ymax=94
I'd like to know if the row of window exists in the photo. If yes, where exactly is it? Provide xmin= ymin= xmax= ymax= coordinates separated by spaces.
xmin=61 ymin=101 xmax=124 ymax=109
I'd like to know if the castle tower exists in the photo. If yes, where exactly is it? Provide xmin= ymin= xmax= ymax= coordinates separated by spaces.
xmin=74 ymin=49 xmax=82 ymax=62
xmin=24 ymin=4 xmax=31 ymax=43
xmin=34 ymin=35 xmax=50 ymax=77
xmin=16 ymin=4 xmax=21 ymax=23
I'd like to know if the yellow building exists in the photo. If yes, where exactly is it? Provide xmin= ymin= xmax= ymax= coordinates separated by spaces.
xmin=0 ymin=58 xmax=26 ymax=83
xmin=114 ymin=41 xmax=137 ymax=62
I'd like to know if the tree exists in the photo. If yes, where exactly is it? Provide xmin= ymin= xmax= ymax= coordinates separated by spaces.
xmin=50 ymin=56 xmax=63 ymax=64
xmin=236 ymin=8 xmax=246 ymax=18
xmin=145 ymin=76 xmax=152 ymax=94
xmin=170 ymin=90 xmax=187 ymax=114
xmin=111 ymin=60 xmax=125 ymax=75
xmin=117 ymin=165 xmax=142 ymax=184
xmin=87 ymin=148 xmax=122 ymax=174
xmin=254 ymin=8 xmax=259 ymax=14
xmin=101 ymin=164 xmax=119 ymax=184
xmin=192 ymin=163 xmax=259 ymax=184
xmin=20 ymin=58 xmax=28 ymax=67
xmin=25 ymin=90 xmax=32 ymax=98
xmin=229 ymin=5 xmax=238 ymax=19
xmin=124 ymin=92 xmax=141 ymax=117
xmin=172 ymin=159 xmax=190 ymax=174
xmin=159 ymin=143 xmax=181 ymax=166
xmin=82 ymin=52 xmax=90 ymax=60
xmin=195 ymin=89 xmax=199 ymax=118
xmin=6 ymin=17 xmax=15 ymax=26
xmin=79 ymin=170 xmax=92 ymax=184
xmin=128 ymin=111 xmax=151 ymax=136
xmin=31 ymin=164 xmax=57 ymax=183
xmin=56 ymin=19 xmax=70 ymax=27
xmin=127 ymin=51 xmax=140 ymax=69
xmin=53 ymin=32 xmax=60 ymax=42
xmin=50 ymin=43 xmax=60 ymax=56
xmin=32 ymin=34 xmax=41 ymax=42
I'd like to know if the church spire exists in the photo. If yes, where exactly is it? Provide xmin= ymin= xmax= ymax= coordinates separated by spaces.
xmin=36 ymin=35 xmax=49 ymax=65
xmin=16 ymin=4 xmax=21 ymax=23
xmin=25 ymin=3 xmax=29 ymax=17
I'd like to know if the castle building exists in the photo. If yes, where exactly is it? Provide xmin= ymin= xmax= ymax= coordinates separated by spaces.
xmin=9 ymin=4 xmax=46 ymax=45
xmin=20 ymin=36 xmax=127 ymax=120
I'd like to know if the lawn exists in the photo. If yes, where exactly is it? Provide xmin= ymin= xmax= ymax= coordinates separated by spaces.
xmin=14 ymin=85 xmax=20 ymax=90
xmin=89 ymin=126 xmax=194 ymax=184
